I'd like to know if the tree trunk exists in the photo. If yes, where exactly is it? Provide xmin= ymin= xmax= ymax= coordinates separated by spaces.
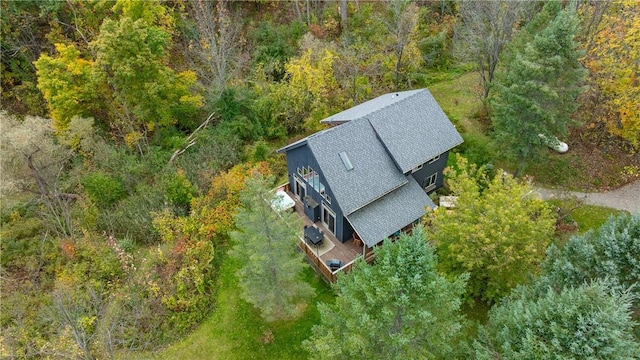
xmin=395 ymin=45 xmax=403 ymax=92
xmin=340 ymin=0 xmax=348 ymax=29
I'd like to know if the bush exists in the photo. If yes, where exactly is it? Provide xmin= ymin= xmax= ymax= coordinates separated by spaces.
xmin=98 ymin=183 xmax=165 ymax=245
xmin=82 ymin=171 xmax=127 ymax=208
xmin=455 ymin=132 xmax=495 ymax=167
xmin=250 ymin=21 xmax=305 ymax=81
xmin=162 ymin=168 xmax=197 ymax=213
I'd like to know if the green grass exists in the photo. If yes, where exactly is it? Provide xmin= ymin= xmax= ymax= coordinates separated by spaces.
xmin=429 ymin=72 xmax=484 ymax=135
xmin=547 ymin=198 xmax=622 ymax=245
xmin=134 ymin=254 xmax=334 ymax=360
xmin=570 ymin=205 xmax=622 ymax=233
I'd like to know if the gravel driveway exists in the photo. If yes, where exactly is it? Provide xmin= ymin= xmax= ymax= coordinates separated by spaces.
xmin=535 ymin=179 xmax=640 ymax=213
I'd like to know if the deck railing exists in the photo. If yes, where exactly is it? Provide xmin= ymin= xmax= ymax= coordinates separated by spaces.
xmin=298 ymin=239 xmax=339 ymax=282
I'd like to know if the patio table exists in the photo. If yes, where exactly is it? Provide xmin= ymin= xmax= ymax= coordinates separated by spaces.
xmin=304 ymin=226 xmax=324 ymax=246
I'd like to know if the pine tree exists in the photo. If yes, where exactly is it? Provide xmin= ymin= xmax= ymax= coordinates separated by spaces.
xmin=304 ymin=227 xmax=467 ymax=359
xmin=229 ymin=174 xmax=313 ymax=322
xmin=541 ymin=212 xmax=640 ymax=308
xmin=474 ymin=282 xmax=640 ymax=359
xmin=490 ymin=1 xmax=586 ymax=176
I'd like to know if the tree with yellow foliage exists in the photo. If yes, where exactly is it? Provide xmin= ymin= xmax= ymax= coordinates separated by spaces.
xmin=584 ymin=0 xmax=639 ymax=148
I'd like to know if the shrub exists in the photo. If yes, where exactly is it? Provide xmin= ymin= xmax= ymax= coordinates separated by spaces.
xmin=82 ymin=171 xmax=127 ymax=208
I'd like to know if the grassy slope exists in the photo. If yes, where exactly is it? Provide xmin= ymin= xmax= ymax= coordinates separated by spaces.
xmin=428 ymin=72 xmax=484 ymax=135
xmin=135 ymin=254 xmax=333 ymax=360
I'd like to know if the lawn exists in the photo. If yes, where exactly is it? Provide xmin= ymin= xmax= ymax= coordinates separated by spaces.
xmin=134 ymin=254 xmax=334 ymax=360
xmin=549 ymin=197 xmax=623 ymax=234
xmin=428 ymin=72 xmax=484 ymax=135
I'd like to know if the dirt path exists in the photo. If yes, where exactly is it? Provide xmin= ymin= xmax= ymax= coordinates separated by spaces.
xmin=535 ymin=179 xmax=640 ymax=213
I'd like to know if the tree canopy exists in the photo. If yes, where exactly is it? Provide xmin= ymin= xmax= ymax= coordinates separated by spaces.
xmin=540 ymin=212 xmax=640 ymax=308
xmin=490 ymin=1 xmax=586 ymax=175
xmin=304 ymin=227 xmax=468 ymax=359
xmin=474 ymin=281 xmax=640 ymax=359
xmin=229 ymin=174 xmax=313 ymax=321
xmin=428 ymin=155 xmax=555 ymax=304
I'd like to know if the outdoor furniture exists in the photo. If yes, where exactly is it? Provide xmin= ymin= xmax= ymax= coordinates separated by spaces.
xmin=304 ymin=225 xmax=324 ymax=246
xmin=326 ymin=259 xmax=342 ymax=271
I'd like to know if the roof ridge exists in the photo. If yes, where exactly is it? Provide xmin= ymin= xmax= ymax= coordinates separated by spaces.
xmin=360 ymin=88 xmax=426 ymax=122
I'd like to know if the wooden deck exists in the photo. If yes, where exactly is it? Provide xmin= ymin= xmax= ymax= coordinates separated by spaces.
xmin=278 ymin=184 xmax=368 ymax=282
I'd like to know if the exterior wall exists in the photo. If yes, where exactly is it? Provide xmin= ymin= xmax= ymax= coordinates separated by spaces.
xmin=408 ymin=150 xmax=450 ymax=193
xmin=284 ymin=145 xmax=352 ymax=243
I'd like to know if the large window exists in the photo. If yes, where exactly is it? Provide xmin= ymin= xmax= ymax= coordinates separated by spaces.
xmin=424 ymin=173 xmax=437 ymax=192
xmin=322 ymin=203 xmax=336 ymax=234
xmin=313 ymin=172 xmax=319 ymax=191
xmin=299 ymin=166 xmax=331 ymax=203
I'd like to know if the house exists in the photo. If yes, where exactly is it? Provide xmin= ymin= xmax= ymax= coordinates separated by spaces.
xmin=277 ymin=89 xmax=463 ymax=280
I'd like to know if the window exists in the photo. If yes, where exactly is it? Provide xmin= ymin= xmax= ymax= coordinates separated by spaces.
xmin=424 ymin=173 xmax=437 ymax=192
xmin=313 ymin=172 xmax=319 ymax=191
xmin=297 ymin=167 xmax=303 ymax=176
xmin=428 ymin=155 xmax=440 ymax=164
xmin=411 ymin=164 xmax=423 ymax=173
xmin=302 ymin=167 xmax=308 ymax=181
xmin=322 ymin=203 xmax=336 ymax=234
xmin=325 ymin=195 xmax=331 ymax=204
xmin=320 ymin=182 xmax=325 ymax=197
xmin=307 ymin=167 xmax=314 ymax=183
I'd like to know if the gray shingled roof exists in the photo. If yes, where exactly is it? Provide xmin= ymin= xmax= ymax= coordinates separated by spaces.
xmin=346 ymin=176 xmax=436 ymax=247
xmin=321 ymin=89 xmax=423 ymax=123
xmin=307 ymin=120 xmax=407 ymax=215
xmin=367 ymin=89 xmax=463 ymax=173
xmin=278 ymin=88 xmax=462 ymax=245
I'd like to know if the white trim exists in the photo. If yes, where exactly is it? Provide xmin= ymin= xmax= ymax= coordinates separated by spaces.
xmin=428 ymin=155 xmax=440 ymax=164
xmin=321 ymin=203 xmax=336 ymax=235
xmin=411 ymin=163 xmax=423 ymax=173
xmin=424 ymin=173 xmax=437 ymax=192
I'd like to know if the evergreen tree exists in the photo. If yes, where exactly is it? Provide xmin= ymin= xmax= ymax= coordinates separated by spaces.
xmin=304 ymin=228 xmax=468 ymax=359
xmin=474 ymin=282 xmax=640 ymax=359
xmin=490 ymin=1 xmax=586 ymax=176
xmin=541 ymin=212 xmax=640 ymax=308
xmin=229 ymin=174 xmax=313 ymax=322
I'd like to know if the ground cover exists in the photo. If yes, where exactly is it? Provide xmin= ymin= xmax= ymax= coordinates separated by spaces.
xmin=134 ymin=254 xmax=333 ymax=360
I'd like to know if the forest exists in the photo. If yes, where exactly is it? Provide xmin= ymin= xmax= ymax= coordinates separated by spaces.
xmin=1 ymin=0 xmax=639 ymax=359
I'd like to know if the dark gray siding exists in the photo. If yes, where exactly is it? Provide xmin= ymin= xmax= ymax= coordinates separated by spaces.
xmin=284 ymin=144 xmax=352 ymax=243
xmin=408 ymin=150 xmax=450 ymax=193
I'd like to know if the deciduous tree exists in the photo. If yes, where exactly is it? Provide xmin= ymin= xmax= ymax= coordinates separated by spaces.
xmin=91 ymin=0 xmax=202 ymax=149
xmin=457 ymin=0 xmax=530 ymax=99
xmin=304 ymin=228 xmax=467 ymax=359
xmin=427 ymin=155 xmax=555 ymax=304
xmin=34 ymin=43 xmax=98 ymax=132
xmin=187 ymin=0 xmax=244 ymax=93
xmin=583 ymin=0 xmax=640 ymax=148
xmin=382 ymin=0 xmax=421 ymax=91
xmin=229 ymin=174 xmax=313 ymax=321
xmin=0 ymin=112 xmax=78 ymax=237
